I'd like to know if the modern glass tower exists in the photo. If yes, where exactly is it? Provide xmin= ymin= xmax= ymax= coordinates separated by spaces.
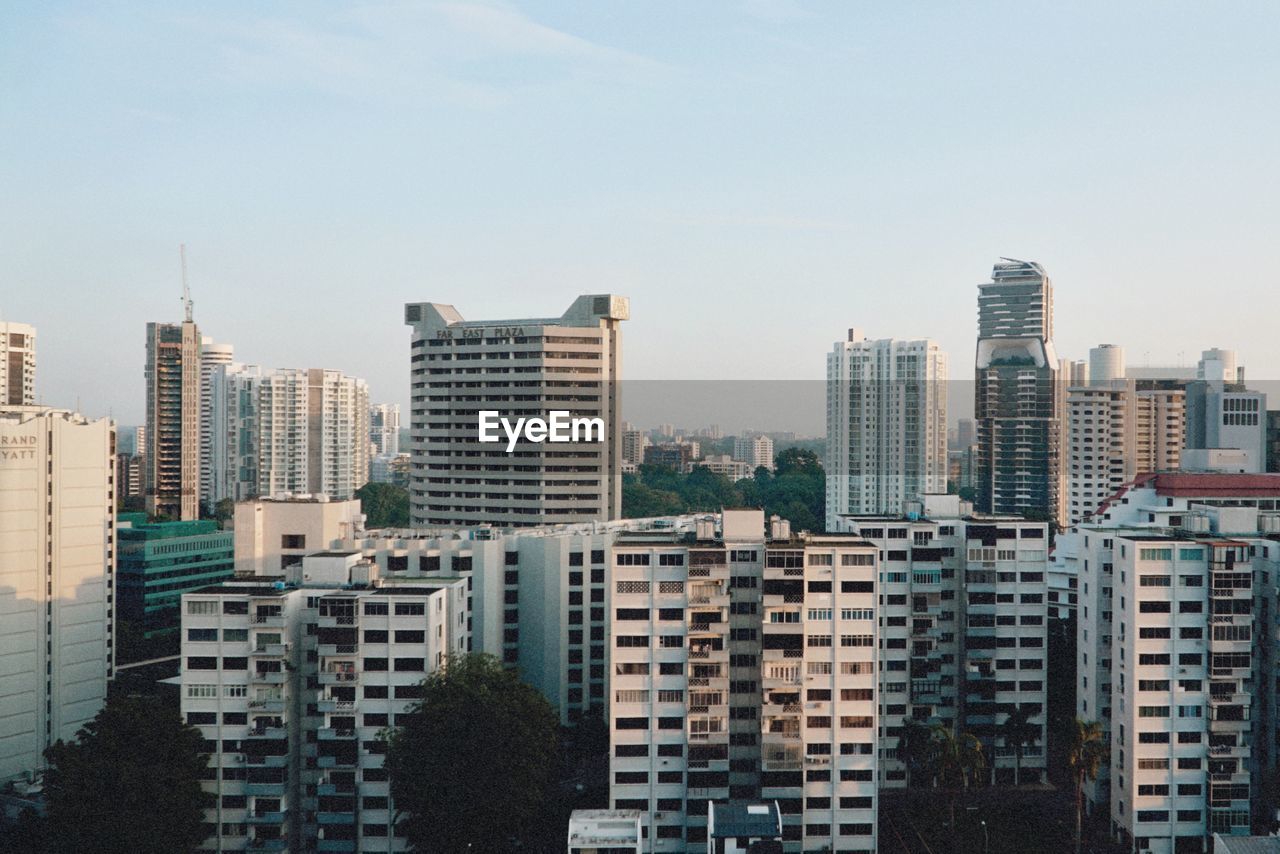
xmin=974 ymin=258 xmax=1063 ymax=525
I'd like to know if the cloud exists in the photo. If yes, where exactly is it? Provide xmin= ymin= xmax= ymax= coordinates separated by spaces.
xmin=180 ymin=1 xmax=667 ymax=106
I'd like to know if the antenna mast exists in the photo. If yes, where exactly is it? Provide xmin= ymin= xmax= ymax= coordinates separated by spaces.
xmin=180 ymin=243 xmax=193 ymax=323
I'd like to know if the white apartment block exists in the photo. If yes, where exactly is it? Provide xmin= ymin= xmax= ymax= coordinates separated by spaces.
xmin=180 ymin=554 xmax=468 ymax=853
xmin=210 ymin=366 xmax=370 ymax=502
xmin=233 ymin=495 xmax=365 ymax=577
xmin=608 ymin=509 xmax=879 ymax=854
xmin=0 ymin=321 xmax=36 ymax=405
xmin=733 ymin=435 xmax=774 ymax=473
xmin=695 ymin=455 xmax=754 ymax=481
xmin=832 ymin=496 xmax=1050 ymax=788
xmin=0 ymin=407 xmax=115 ymax=784
xmin=200 ymin=336 xmax=234 ymax=510
xmin=1067 ymin=472 xmax=1280 ymax=852
xmin=826 ymin=330 xmax=947 ymax=525
xmin=622 ymin=429 xmax=649 ymax=467
xmin=403 ymin=295 xmax=628 ymax=528
xmin=1067 ymin=382 xmax=1187 ymax=526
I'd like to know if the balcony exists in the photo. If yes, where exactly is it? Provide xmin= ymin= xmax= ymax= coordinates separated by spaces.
xmin=316 ymin=840 xmax=357 ymax=853
xmin=247 ymin=810 xmax=286 ymax=825
xmin=247 ymin=698 xmax=285 ymax=713
xmin=319 ymin=727 xmax=358 ymax=740
xmin=317 ymin=698 xmax=357 ymax=714
xmin=251 ymin=643 xmax=288 ymax=658
xmin=319 ymin=669 xmax=358 ymax=685
xmin=316 ymin=755 xmax=357 ymax=769
xmin=252 ymin=612 xmax=287 ymax=628
xmin=246 ymin=838 xmax=287 ymax=852
xmin=252 ymin=670 xmax=287 ymax=685
xmin=318 ymin=644 xmax=358 ymax=658
xmin=317 ymin=811 xmax=357 ymax=825
xmin=245 ymin=782 xmax=286 ymax=797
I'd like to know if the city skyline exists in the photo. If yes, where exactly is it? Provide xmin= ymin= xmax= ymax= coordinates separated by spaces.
xmin=6 ymin=3 xmax=1280 ymax=424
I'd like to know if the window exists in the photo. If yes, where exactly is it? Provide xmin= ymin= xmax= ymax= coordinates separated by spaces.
xmin=187 ymin=628 xmax=217 ymax=642
xmin=394 ymin=602 xmax=425 ymax=616
xmin=187 ymin=600 xmax=217 ymax=615
xmin=1139 ymin=548 xmax=1172 ymax=561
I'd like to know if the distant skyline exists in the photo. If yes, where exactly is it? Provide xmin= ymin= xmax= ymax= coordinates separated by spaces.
xmin=5 ymin=2 xmax=1280 ymax=425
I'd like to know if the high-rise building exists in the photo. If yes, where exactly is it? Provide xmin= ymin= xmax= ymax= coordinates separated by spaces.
xmin=369 ymin=403 xmax=400 ymax=457
xmin=1066 ymin=381 xmax=1186 ymax=525
xmin=621 ymin=428 xmax=649 ymax=467
xmin=974 ymin=258 xmax=1063 ymax=525
xmin=209 ymin=366 xmax=371 ymax=501
xmin=146 ymin=320 xmax=201 ymax=520
xmin=180 ymin=554 xmax=470 ymax=853
xmin=826 ymin=329 xmax=947 ymax=524
xmin=1185 ymin=349 xmax=1266 ymax=473
xmin=607 ymin=509 xmax=880 ymax=853
xmin=1063 ymin=473 xmax=1280 ymax=851
xmin=403 ymin=295 xmax=628 ymax=528
xmin=1267 ymin=411 xmax=1280 ymax=474
xmin=117 ymin=514 xmax=233 ymax=641
xmin=0 ymin=321 xmax=36 ymax=405
xmin=0 ymin=407 xmax=115 ymax=784
xmin=199 ymin=336 xmax=234 ymax=511
xmin=733 ymin=434 xmax=774 ymax=473
xmin=956 ymin=418 xmax=977 ymax=450
xmin=831 ymin=496 xmax=1050 ymax=788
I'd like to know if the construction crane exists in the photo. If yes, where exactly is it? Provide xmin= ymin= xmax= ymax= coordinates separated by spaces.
xmin=180 ymin=243 xmax=193 ymax=323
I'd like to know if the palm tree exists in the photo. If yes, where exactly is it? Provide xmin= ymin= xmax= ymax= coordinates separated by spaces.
xmin=1067 ymin=719 xmax=1107 ymax=854
xmin=897 ymin=718 xmax=936 ymax=789
xmin=930 ymin=724 xmax=987 ymax=832
xmin=999 ymin=704 xmax=1040 ymax=786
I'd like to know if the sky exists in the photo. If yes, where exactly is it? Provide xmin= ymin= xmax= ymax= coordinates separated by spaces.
xmin=4 ymin=1 xmax=1280 ymax=427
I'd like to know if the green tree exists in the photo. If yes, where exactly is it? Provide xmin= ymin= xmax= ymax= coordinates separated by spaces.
xmin=896 ymin=718 xmax=936 ymax=789
xmin=1067 ymin=719 xmax=1108 ymax=854
xmin=774 ymin=447 xmax=820 ymax=476
xmin=382 ymin=654 xmax=560 ymax=853
xmin=999 ymin=704 xmax=1039 ymax=786
xmin=930 ymin=724 xmax=987 ymax=833
xmin=42 ymin=695 xmax=213 ymax=854
xmin=355 ymin=481 xmax=410 ymax=528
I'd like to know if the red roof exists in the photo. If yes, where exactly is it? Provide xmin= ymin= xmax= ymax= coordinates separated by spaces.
xmin=1136 ymin=472 xmax=1280 ymax=498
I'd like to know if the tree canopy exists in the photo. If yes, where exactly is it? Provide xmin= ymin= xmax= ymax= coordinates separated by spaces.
xmin=622 ymin=449 xmax=826 ymax=532
xmin=40 ymin=695 xmax=213 ymax=854
xmin=382 ymin=654 xmax=560 ymax=853
xmin=355 ymin=481 xmax=410 ymax=528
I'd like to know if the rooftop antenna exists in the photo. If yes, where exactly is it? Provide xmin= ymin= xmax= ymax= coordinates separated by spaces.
xmin=180 ymin=243 xmax=193 ymax=323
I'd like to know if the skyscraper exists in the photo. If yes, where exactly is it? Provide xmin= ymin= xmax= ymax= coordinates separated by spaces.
xmin=0 ymin=321 xmax=36 ymax=405
xmin=145 ymin=319 xmax=201 ymax=520
xmin=403 ymin=295 xmax=628 ymax=528
xmin=0 ymin=407 xmax=115 ymax=784
xmin=974 ymin=258 xmax=1063 ymax=525
xmin=826 ymin=329 xmax=947 ymax=525
xmin=209 ymin=365 xmax=370 ymax=501
xmin=369 ymin=402 xmax=400 ymax=457
xmin=199 ymin=336 xmax=233 ymax=511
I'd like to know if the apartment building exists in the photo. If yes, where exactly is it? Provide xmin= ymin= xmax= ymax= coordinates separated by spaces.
xmin=208 ymin=365 xmax=370 ymax=502
xmin=1067 ymin=381 xmax=1187 ymax=525
xmin=608 ymin=509 xmax=879 ymax=854
xmin=180 ymin=554 xmax=468 ymax=853
xmin=146 ymin=320 xmax=201 ymax=520
xmin=368 ymin=404 xmax=400 ymax=458
xmin=1064 ymin=472 xmax=1280 ymax=852
xmin=403 ymin=295 xmax=628 ymax=528
xmin=826 ymin=330 xmax=948 ymax=524
xmin=733 ymin=435 xmax=774 ymax=473
xmin=200 ymin=337 xmax=235 ymax=510
xmin=832 ymin=496 xmax=1050 ymax=787
xmin=0 ymin=321 xmax=36 ymax=405
xmin=0 ymin=407 xmax=115 ymax=784
xmin=974 ymin=258 xmax=1064 ymax=526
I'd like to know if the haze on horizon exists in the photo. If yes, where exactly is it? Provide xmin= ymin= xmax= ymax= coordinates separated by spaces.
xmin=4 ymin=2 xmax=1279 ymax=427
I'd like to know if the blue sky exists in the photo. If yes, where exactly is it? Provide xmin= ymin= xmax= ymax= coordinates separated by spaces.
xmin=3 ymin=1 xmax=1279 ymax=425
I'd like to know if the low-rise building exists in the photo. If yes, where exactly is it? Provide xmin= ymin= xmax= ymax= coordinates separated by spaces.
xmin=233 ymin=495 xmax=364 ymax=577
xmin=117 ymin=514 xmax=234 ymax=641
xmin=568 ymin=809 xmax=643 ymax=854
